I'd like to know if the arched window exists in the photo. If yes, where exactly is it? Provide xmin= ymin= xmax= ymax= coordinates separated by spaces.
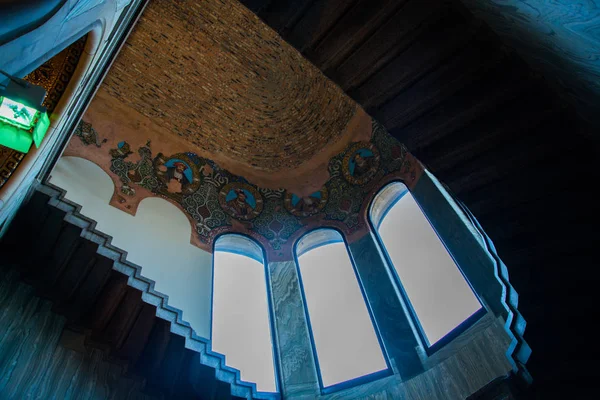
xmin=295 ymin=229 xmax=389 ymax=391
xmin=370 ymin=182 xmax=483 ymax=352
xmin=212 ymin=234 xmax=278 ymax=393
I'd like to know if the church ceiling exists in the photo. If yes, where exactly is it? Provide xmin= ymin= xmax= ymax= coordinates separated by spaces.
xmin=59 ymin=0 xmax=427 ymax=260
xmin=64 ymin=115 xmax=422 ymax=260
xmin=100 ymin=0 xmax=357 ymax=174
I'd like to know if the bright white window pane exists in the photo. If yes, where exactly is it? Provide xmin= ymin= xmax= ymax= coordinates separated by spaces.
xmin=298 ymin=240 xmax=387 ymax=387
xmin=378 ymin=193 xmax=481 ymax=345
xmin=212 ymin=251 xmax=276 ymax=392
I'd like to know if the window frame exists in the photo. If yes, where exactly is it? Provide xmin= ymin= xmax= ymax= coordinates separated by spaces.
xmin=368 ymin=181 xmax=486 ymax=356
xmin=293 ymin=227 xmax=393 ymax=395
xmin=211 ymin=233 xmax=282 ymax=395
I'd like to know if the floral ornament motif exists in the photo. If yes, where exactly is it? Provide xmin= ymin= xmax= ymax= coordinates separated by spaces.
xmin=120 ymin=184 xmax=136 ymax=196
xmin=219 ymin=182 xmax=264 ymax=221
xmin=109 ymin=141 xmax=133 ymax=159
xmin=74 ymin=120 xmax=107 ymax=147
xmin=181 ymin=183 xmax=228 ymax=239
xmin=253 ymin=200 xmax=303 ymax=250
xmin=284 ymin=187 xmax=329 ymax=217
xmin=110 ymin=140 xmax=159 ymax=193
xmin=342 ymin=142 xmax=381 ymax=185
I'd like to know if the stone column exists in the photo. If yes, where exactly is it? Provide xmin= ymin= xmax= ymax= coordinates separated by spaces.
xmin=266 ymin=260 xmax=319 ymax=398
xmin=348 ymin=234 xmax=424 ymax=380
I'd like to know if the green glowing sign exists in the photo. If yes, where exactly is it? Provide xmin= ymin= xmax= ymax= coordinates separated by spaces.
xmin=0 ymin=96 xmax=50 ymax=153
xmin=0 ymin=97 xmax=37 ymax=129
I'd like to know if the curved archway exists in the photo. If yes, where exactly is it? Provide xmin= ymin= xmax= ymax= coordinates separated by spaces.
xmin=294 ymin=228 xmax=389 ymax=391
xmin=50 ymin=156 xmax=214 ymax=339
xmin=211 ymin=234 xmax=278 ymax=393
xmin=369 ymin=181 xmax=483 ymax=351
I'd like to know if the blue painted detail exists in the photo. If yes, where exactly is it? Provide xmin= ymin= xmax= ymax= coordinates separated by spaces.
xmin=290 ymin=190 xmax=321 ymax=207
xmin=210 ymin=232 xmax=282 ymax=395
xmin=368 ymin=180 xmax=485 ymax=355
xmin=224 ymin=188 xmax=257 ymax=208
xmin=292 ymin=227 xmax=393 ymax=393
xmin=348 ymin=148 xmax=375 ymax=176
xmin=163 ymin=158 xmax=194 ymax=182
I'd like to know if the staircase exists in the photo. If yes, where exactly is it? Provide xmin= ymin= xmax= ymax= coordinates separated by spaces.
xmin=0 ymin=182 xmax=280 ymax=400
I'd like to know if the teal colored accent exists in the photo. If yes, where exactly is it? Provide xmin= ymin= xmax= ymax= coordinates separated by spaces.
xmin=0 ymin=118 xmax=33 ymax=152
xmin=32 ymin=111 xmax=50 ymax=148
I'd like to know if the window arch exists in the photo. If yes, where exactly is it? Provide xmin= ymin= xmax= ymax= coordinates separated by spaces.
xmin=295 ymin=229 xmax=389 ymax=392
xmin=369 ymin=181 xmax=483 ymax=352
xmin=212 ymin=234 xmax=278 ymax=393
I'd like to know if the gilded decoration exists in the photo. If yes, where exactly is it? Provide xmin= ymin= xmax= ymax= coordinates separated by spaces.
xmin=0 ymin=35 xmax=87 ymax=189
xmin=65 ymin=118 xmax=424 ymax=257
xmin=342 ymin=142 xmax=381 ymax=185
xmin=74 ymin=120 xmax=106 ymax=147
xmin=154 ymin=152 xmax=203 ymax=200
xmin=219 ymin=182 xmax=264 ymax=221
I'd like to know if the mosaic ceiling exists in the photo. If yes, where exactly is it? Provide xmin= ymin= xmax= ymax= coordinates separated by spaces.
xmin=101 ymin=0 xmax=357 ymax=173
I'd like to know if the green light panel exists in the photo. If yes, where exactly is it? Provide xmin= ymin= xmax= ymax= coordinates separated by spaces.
xmin=0 ymin=97 xmax=38 ymax=129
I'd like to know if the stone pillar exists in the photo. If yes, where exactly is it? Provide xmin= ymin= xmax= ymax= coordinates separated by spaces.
xmin=410 ymin=172 xmax=505 ymax=317
xmin=348 ymin=234 xmax=424 ymax=380
xmin=266 ymin=260 xmax=319 ymax=397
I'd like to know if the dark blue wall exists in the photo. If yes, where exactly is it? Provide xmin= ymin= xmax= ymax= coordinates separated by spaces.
xmin=460 ymin=0 xmax=600 ymax=129
xmin=0 ymin=0 xmax=66 ymax=45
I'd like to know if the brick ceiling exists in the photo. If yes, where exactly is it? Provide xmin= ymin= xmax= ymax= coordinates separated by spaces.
xmin=101 ymin=0 xmax=357 ymax=172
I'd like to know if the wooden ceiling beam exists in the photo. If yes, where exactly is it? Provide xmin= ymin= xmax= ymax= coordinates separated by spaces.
xmin=415 ymin=91 xmax=556 ymax=174
xmin=372 ymin=28 xmax=504 ymax=128
xmin=389 ymin=56 xmax=530 ymax=151
xmin=306 ymin=0 xmax=408 ymax=71
xmin=258 ymin=0 xmax=316 ymax=34
xmin=237 ymin=0 xmax=274 ymax=13
xmin=286 ymin=0 xmax=358 ymax=52
xmin=349 ymin=12 xmax=476 ymax=110
xmin=332 ymin=0 xmax=451 ymax=91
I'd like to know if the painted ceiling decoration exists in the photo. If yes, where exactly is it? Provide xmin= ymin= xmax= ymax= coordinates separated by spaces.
xmin=101 ymin=0 xmax=358 ymax=174
xmin=64 ymin=118 xmax=423 ymax=260
xmin=0 ymin=34 xmax=87 ymax=189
